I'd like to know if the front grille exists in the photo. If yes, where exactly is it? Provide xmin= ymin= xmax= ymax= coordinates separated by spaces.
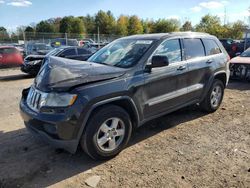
xmin=27 ymin=87 xmax=47 ymax=112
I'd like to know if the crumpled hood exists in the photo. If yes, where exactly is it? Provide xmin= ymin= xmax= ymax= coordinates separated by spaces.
xmin=35 ymin=56 xmax=126 ymax=92
xmin=37 ymin=50 xmax=51 ymax=55
xmin=24 ymin=55 xmax=45 ymax=64
xmin=230 ymin=56 xmax=250 ymax=64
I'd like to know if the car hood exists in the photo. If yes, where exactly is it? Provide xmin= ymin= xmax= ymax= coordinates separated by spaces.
xmin=24 ymin=55 xmax=45 ymax=65
xmin=35 ymin=56 xmax=126 ymax=92
xmin=230 ymin=56 xmax=250 ymax=64
xmin=37 ymin=50 xmax=51 ymax=55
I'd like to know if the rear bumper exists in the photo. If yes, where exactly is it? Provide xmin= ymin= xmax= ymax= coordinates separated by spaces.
xmin=20 ymin=64 xmax=40 ymax=75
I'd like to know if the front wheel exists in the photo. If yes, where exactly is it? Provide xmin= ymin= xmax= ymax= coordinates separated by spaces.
xmin=81 ymin=105 xmax=132 ymax=160
xmin=200 ymin=79 xmax=225 ymax=112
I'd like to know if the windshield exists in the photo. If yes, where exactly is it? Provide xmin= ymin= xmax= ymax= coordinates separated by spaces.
xmin=35 ymin=44 xmax=52 ymax=51
xmin=88 ymin=39 xmax=154 ymax=68
xmin=241 ymin=49 xmax=250 ymax=57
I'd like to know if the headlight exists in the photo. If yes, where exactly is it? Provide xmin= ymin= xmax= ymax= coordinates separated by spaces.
xmin=40 ymin=93 xmax=77 ymax=107
xmin=31 ymin=60 xmax=42 ymax=65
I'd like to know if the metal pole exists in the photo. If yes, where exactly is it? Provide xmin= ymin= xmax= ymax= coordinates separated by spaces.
xmin=23 ymin=31 xmax=27 ymax=55
xmin=65 ymin=33 xmax=68 ymax=46
xmin=244 ymin=31 xmax=248 ymax=51
xmin=97 ymin=26 xmax=100 ymax=49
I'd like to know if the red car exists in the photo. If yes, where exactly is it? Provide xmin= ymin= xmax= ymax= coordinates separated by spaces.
xmin=0 ymin=46 xmax=23 ymax=67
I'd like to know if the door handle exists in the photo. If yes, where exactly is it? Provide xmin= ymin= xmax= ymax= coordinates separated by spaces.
xmin=177 ymin=65 xmax=186 ymax=71
xmin=207 ymin=59 xmax=213 ymax=64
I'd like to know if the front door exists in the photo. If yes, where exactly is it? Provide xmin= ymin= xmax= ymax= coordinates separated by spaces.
xmin=142 ymin=38 xmax=188 ymax=119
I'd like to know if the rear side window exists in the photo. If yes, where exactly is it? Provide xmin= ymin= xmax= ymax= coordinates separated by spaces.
xmin=60 ymin=48 xmax=76 ymax=56
xmin=154 ymin=39 xmax=182 ymax=64
xmin=183 ymin=38 xmax=205 ymax=60
xmin=77 ymin=48 xmax=90 ymax=55
xmin=0 ymin=48 xmax=17 ymax=54
xmin=203 ymin=39 xmax=221 ymax=55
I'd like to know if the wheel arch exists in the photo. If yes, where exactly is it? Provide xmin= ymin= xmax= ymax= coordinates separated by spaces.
xmin=200 ymin=71 xmax=227 ymax=102
xmin=214 ymin=71 xmax=227 ymax=87
xmin=77 ymin=96 xmax=140 ymax=144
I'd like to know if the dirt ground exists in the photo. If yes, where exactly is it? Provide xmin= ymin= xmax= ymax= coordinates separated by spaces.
xmin=0 ymin=68 xmax=249 ymax=188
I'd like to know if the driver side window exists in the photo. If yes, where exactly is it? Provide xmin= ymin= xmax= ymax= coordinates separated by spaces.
xmin=154 ymin=39 xmax=182 ymax=64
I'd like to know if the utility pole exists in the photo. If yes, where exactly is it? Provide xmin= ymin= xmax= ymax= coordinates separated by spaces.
xmin=65 ymin=33 xmax=68 ymax=46
xmin=97 ymin=26 xmax=100 ymax=49
xmin=224 ymin=7 xmax=227 ymax=25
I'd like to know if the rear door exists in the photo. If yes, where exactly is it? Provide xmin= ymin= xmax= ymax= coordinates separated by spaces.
xmin=143 ymin=38 xmax=188 ymax=119
xmin=183 ymin=38 xmax=211 ymax=101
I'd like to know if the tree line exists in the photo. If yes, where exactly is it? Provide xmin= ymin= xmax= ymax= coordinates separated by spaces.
xmin=0 ymin=10 xmax=247 ymax=40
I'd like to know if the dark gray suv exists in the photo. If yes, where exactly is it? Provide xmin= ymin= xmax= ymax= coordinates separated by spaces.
xmin=20 ymin=32 xmax=230 ymax=160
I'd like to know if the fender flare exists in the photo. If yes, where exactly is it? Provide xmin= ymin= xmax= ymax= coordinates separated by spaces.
xmin=200 ymin=71 xmax=227 ymax=101
xmin=76 ymin=96 xmax=140 ymax=144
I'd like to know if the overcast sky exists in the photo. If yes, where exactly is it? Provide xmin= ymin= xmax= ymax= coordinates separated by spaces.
xmin=0 ymin=0 xmax=249 ymax=31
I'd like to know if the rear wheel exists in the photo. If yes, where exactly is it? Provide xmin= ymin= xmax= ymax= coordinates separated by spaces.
xmin=81 ymin=105 xmax=132 ymax=160
xmin=200 ymin=79 xmax=224 ymax=112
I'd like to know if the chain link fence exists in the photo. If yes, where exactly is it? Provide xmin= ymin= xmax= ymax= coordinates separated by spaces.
xmin=0 ymin=31 xmax=122 ymax=45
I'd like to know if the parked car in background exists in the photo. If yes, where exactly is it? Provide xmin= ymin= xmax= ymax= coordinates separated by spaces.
xmin=230 ymin=48 xmax=250 ymax=81
xmin=13 ymin=44 xmax=25 ymax=57
xmin=26 ymin=43 xmax=53 ymax=56
xmin=20 ymin=32 xmax=230 ymax=160
xmin=79 ymin=38 xmax=95 ymax=46
xmin=51 ymin=38 xmax=79 ymax=47
xmin=21 ymin=46 xmax=95 ymax=76
xmin=0 ymin=46 xmax=23 ymax=68
xmin=219 ymin=38 xmax=240 ymax=58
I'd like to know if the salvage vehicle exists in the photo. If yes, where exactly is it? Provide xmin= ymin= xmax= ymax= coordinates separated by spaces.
xmin=21 ymin=46 xmax=95 ymax=76
xmin=26 ymin=43 xmax=53 ymax=56
xmin=219 ymin=38 xmax=241 ymax=58
xmin=20 ymin=32 xmax=230 ymax=160
xmin=230 ymin=48 xmax=250 ymax=81
xmin=51 ymin=38 xmax=79 ymax=47
xmin=0 ymin=46 xmax=23 ymax=67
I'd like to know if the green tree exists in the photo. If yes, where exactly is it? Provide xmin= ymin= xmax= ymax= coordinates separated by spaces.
xmin=36 ymin=21 xmax=55 ymax=33
xmin=47 ymin=17 xmax=62 ymax=33
xmin=71 ymin=17 xmax=85 ymax=34
xmin=181 ymin=21 xmax=193 ymax=31
xmin=116 ymin=15 xmax=129 ymax=36
xmin=25 ymin=26 xmax=34 ymax=32
xmin=152 ymin=19 xmax=180 ymax=33
xmin=95 ymin=10 xmax=116 ymax=34
xmin=228 ymin=21 xmax=246 ymax=39
xmin=59 ymin=16 xmax=85 ymax=34
xmin=82 ymin=14 xmax=96 ymax=34
xmin=59 ymin=16 xmax=74 ymax=33
xmin=141 ymin=19 xmax=154 ymax=34
xmin=195 ymin=15 xmax=224 ymax=37
xmin=0 ymin=27 xmax=9 ymax=41
xmin=0 ymin=26 xmax=7 ymax=35
xmin=128 ymin=15 xmax=143 ymax=35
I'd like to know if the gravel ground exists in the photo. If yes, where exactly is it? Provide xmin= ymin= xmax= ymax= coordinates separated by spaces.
xmin=0 ymin=68 xmax=249 ymax=188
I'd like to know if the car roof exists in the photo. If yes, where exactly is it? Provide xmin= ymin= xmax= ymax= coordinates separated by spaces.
xmin=121 ymin=32 xmax=213 ymax=40
xmin=0 ymin=46 xmax=16 ymax=49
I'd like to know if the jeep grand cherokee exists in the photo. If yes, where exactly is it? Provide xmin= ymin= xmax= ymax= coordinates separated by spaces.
xmin=20 ymin=32 xmax=230 ymax=160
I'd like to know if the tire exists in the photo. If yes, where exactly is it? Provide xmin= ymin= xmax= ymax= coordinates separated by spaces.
xmin=200 ymin=79 xmax=225 ymax=113
xmin=81 ymin=105 xmax=132 ymax=160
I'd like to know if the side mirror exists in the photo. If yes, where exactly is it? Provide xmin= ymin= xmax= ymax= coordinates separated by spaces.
xmin=146 ymin=55 xmax=169 ymax=71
